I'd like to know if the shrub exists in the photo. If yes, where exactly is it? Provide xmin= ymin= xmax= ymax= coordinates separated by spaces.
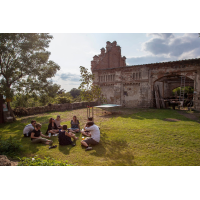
xmin=0 ymin=136 xmax=22 ymax=157
xmin=56 ymin=96 xmax=71 ymax=104
xmin=18 ymin=156 xmax=73 ymax=166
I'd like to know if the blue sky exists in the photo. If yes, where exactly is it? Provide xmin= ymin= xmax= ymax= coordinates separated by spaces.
xmin=48 ymin=33 xmax=200 ymax=92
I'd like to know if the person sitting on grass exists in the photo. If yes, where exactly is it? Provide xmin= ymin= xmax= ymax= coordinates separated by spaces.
xmin=81 ymin=121 xmax=100 ymax=151
xmin=81 ymin=117 xmax=100 ymax=137
xmin=23 ymin=120 xmax=36 ymax=137
xmin=54 ymin=115 xmax=63 ymax=129
xmin=70 ymin=116 xmax=80 ymax=133
xmin=58 ymin=125 xmax=78 ymax=146
xmin=45 ymin=117 xmax=59 ymax=136
xmin=31 ymin=123 xmax=57 ymax=149
xmin=81 ymin=117 xmax=93 ymax=137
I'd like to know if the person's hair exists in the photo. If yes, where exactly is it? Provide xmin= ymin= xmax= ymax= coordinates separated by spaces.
xmin=88 ymin=117 xmax=93 ymax=121
xmin=31 ymin=120 xmax=36 ymax=124
xmin=86 ymin=121 xmax=94 ymax=127
xmin=63 ymin=125 xmax=67 ymax=130
xmin=73 ymin=116 xmax=77 ymax=123
xmin=36 ymin=123 xmax=42 ymax=128
xmin=57 ymin=115 xmax=60 ymax=118
xmin=49 ymin=118 xmax=54 ymax=124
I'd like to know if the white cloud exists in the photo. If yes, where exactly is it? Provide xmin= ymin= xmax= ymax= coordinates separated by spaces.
xmin=127 ymin=33 xmax=200 ymax=65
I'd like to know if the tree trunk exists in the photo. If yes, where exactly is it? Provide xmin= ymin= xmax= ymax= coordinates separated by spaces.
xmin=7 ymin=102 xmax=16 ymax=121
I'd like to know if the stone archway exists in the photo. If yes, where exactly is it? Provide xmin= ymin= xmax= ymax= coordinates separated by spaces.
xmin=152 ymin=74 xmax=195 ymax=108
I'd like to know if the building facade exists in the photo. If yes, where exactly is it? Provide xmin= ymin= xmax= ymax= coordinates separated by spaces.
xmin=91 ymin=41 xmax=200 ymax=110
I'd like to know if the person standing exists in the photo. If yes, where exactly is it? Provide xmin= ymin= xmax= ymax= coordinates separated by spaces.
xmin=81 ymin=121 xmax=100 ymax=151
xmin=23 ymin=120 xmax=36 ymax=137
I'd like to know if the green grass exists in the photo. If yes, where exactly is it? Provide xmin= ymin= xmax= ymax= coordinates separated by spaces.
xmin=0 ymin=108 xmax=200 ymax=166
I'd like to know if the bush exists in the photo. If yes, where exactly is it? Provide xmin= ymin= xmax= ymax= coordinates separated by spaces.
xmin=18 ymin=156 xmax=73 ymax=166
xmin=0 ymin=136 xmax=22 ymax=157
xmin=56 ymin=97 xmax=71 ymax=104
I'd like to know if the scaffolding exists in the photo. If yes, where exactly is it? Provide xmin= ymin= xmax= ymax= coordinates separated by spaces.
xmin=179 ymin=76 xmax=186 ymax=107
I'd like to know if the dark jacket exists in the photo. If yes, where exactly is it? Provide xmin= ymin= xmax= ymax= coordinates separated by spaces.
xmin=45 ymin=122 xmax=58 ymax=135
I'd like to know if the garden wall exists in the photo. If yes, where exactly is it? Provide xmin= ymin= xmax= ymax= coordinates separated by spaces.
xmin=13 ymin=101 xmax=98 ymax=117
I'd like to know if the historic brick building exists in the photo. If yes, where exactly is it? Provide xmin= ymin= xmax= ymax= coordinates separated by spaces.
xmin=91 ymin=41 xmax=200 ymax=110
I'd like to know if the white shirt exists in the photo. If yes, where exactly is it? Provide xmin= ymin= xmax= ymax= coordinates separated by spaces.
xmin=23 ymin=124 xmax=34 ymax=134
xmin=85 ymin=124 xmax=100 ymax=142
xmin=54 ymin=119 xmax=61 ymax=127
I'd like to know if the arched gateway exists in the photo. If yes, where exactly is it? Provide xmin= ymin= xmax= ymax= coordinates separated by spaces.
xmin=91 ymin=41 xmax=200 ymax=110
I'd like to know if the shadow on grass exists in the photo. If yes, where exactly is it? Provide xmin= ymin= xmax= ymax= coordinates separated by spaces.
xmin=20 ymin=115 xmax=52 ymax=125
xmin=58 ymin=144 xmax=76 ymax=155
xmin=58 ymin=132 xmax=81 ymax=155
xmin=90 ymin=132 xmax=136 ymax=166
xmin=20 ymin=137 xmax=41 ymax=155
xmin=95 ymin=108 xmax=198 ymax=124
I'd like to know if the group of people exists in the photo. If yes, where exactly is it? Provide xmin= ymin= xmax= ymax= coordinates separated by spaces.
xmin=23 ymin=115 xmax=100 ymax=151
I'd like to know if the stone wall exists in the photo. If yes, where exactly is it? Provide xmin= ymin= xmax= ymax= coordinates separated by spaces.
xmin=91 ymin=41 xmax=200 ymax=110
xmin=13 ymin=101 xmax=98 ymax=117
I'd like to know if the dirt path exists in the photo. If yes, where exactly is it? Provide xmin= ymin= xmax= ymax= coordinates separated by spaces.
xmin=177 ymin=110 xmax=200 ymax=123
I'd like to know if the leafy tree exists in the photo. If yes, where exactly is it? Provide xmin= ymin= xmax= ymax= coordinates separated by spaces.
xmin=57 ymin=89 xmax=66 ymax=95
xmin=78 ymin=66 xmax=104 ymax=105
xmin=0 ymin=33 xmax=60 ymax=120
xmin=69 ymin=88 xmax=81 ymax=98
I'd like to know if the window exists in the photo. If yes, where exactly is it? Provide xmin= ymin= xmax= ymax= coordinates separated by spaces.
xmin=139 ymin=72 xmax=141 ymax=79
xmin=133 ymin=73 xmax=135 ymax=80
xmin=136 ymin=73 xmax=138 ymax=80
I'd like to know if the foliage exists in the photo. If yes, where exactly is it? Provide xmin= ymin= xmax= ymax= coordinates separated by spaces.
xmin=0 ymin=33 xmax=61 ymax=119
xmin=69 ymin=88 xmax=81 ymax=98
xmin=73 ymin=95 xmax=82 ymax=102
xmin=0 ymin=136 xmax=22 ymax=157
xmin=57 ymin=89 xmax=66 ymax=95
xmin=10 ymin=90 xmax=75 ymax=108
xmin=0 ymin=33 xmax=60 ymax=98
xmin=78 ymin=66 xmax=104 ymax=104
xmin=56 ymin=96 xmax=71 ymax=104
xmin=18 ymin=156 xmax=73 ymax=166
xmin=173 ymin=86 xmax=194 ymax=96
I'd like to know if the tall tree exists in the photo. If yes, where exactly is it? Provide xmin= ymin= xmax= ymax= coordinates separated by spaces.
xmin=0 ymin=33 xmax=60 ymax=120
xmin=69 ymin=88 xmax=81 ymax=98
xmin=78 ymin=66 xmax=105 ymax=105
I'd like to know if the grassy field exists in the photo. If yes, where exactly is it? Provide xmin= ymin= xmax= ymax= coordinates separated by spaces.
xmin=0 ymin=108 xmax=200 ymax=166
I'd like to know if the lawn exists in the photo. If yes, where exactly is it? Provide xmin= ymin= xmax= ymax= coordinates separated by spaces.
xmin=0 ymin=108 xmax=200 ymax=166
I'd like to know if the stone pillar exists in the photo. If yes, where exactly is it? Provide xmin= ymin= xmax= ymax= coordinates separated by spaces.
xmin=193 ymin=70 xmax=200 ymax=110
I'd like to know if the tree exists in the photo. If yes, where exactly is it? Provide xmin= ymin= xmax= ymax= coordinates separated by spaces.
xmin=69 ymin=88 xmax=81 ymax=98
xmin=0 ymin=33 xmax=60 ymax=120
xmin=78 ymin=66 xmax=105 ymax=105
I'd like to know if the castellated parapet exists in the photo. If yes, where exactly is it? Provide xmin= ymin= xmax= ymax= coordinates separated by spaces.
xmin=91 ymin=41 xmax=126 ymax=70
